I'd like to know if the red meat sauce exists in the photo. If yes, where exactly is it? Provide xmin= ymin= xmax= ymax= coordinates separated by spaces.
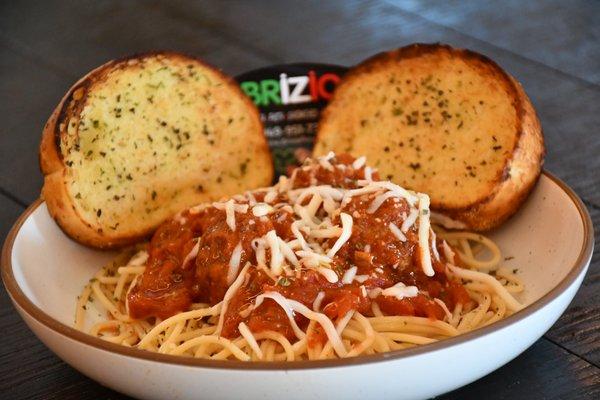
xmin=127 ymin=154 xmax=471 ymax=343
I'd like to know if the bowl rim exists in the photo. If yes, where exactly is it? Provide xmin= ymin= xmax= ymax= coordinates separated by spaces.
xmin=1 ymin=171 xmax=594 ymax=370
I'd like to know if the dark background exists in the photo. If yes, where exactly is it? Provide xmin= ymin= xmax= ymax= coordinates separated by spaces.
xmin=0 ymin=1 xmax=598 ymax=399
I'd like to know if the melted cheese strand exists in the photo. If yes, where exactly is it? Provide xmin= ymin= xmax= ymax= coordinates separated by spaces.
xmin=225 ymin=199 xmax=236 ymax=231
xmin=215 ymin=263 xmax=251 ymax=336
xmin=417 ymin=194 xmax=434 ymax=277
xmin=290 ymin=221 xmax=310 ymax=251
xmin=246 ymin=191 xmax=258 ymax=206
xmin=401 ymin=208 xmax=419 ymax=232
xmin=306 ymin=193 xmax=323 ymax=217
xmin=266 ymin=230 xmax=284 ymax=275
xmin=327 ymin=213 xmax=353 ymax=258
xmin=342 ymin=266 xmax=358 ymax=284
xmin=182 ymin=239 xmax=200 ymax=267
xmin=381 ymin=283 xmax=419 ymax=300
xmin=264 ymin=190 xmax=277 ymax=204
xmin=318 ymin=310 xmax=355 ymax=358
xmin=352 ymin=156 xmax=366 ymax=169
xmin=278 ymin=238 xmax=300 ymax=267
xmin=254 ymin=239 xmax=267 ymax=267
xmin=252 ymin=203 xmax=273 ymax=217
xmin=310 ymin=227 xmax=343 ymax=238
xmin=227 ymin=242 xmax=243 ymax=285
xmin=295 ymin=250 xmax=332 ymax=265
xmin=294 ymin=204 xmax=320 ymax=228
xmin=370 ymin=181 xmax=418 ymax=205
xmin=367 ymin=191 xmax=398 ymax=214
xmin=389 ymin=222 xmax=407 ymax=242
xmin=317 ymin=266 xmax=339 ymax=283
xmin=312 ymin=291 xmax=326 ymax=312
xmin=254 ymin=292 xmax=306 ymax=340
xmin=257 ymin=292 xmax=347 ymax=357
xmin=238 ymin=322 xmax=263 ymax=360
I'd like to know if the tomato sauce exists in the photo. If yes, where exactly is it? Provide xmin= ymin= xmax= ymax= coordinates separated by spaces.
xmin=127 ymin=154 xmax=471 ymax=342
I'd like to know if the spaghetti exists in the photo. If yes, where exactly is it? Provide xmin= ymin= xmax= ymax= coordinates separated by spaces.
xmin=75 ymin=153 xmax=523 ymax=361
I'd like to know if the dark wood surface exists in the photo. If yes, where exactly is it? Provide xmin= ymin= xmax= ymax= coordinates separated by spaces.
xmin=0 ymin=1 xmax=598 ymax=398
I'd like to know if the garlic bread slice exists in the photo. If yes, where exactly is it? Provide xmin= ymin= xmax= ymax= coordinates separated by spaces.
xmin=40 ymin=52 xmax=272 ymax=248
xmin=315 ymin=44 xmax=544 ymax=230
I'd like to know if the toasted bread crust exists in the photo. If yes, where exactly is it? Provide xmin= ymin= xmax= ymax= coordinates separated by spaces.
xmin=315 ymin=43 xmax=544 ymax=230
xmin=42 ymin=169 xmax=144 ymax=248
xmin=437 ymin=76 xmax=544 ymax=229
xmin=40 ymin=51 xmax=273 ymax=249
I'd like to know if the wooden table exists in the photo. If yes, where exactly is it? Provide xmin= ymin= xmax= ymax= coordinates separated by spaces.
xmin=0 ymin=1 xmax=598 ymax=398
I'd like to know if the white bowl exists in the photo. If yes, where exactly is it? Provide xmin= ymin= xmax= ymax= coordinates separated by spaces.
xmin=1 ymin=172 xmax=593 ymax=400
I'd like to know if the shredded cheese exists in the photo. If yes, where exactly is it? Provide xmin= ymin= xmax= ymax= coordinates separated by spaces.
xmin=189 ymin=203 xmax=209 ymax=215
xmin=265 ymin=230 xmax=283 ymax=275
xmin=215 ymin=263 xmax=251 ymax=336
xmin=306 ymin=193 xmax=323 ymax=217
xmin=309 ymin=227 xmax=343 ymax=238
xmin=317 ymin=266 xmax=339 ymax=283
xmin=370 ymin=181 xmax=418 ymax=205
xmin=290 ymin=221 xmax=309 ymax=251
xmin=263 ymin=190 xmax=277 ymax=204
xmin=245 ymin=191 xmax=257 ymax=206
xmin=296 ymin=250 xmax=332 ymax=266
xmin=326 ymin=213 xmax=353 ymax=258
xmin=182 ymin=239 xmax=200 ymax=267
xmin=238 ymin=322 xmax=263 ymax=359
xmin=360 ymin=285 xmax=367 ymax=297
xmin=225 ymin=199 xmax=236 ymax=231
xmin=417 ymin=194 xmax=434 ymax=277
xmin=254 ymin=292 xmax=306 ymax=339
xmin=255 ymin=292 xmax=347 ymax=357
xmin=319 ymin=157 xmax=334 ymax=171
xmin=293 ymin=203 xmax=320 ymax=228
xmin=278 ymin=238 xmax=300 ymax=267
xmin=342 ymin=266 xmax=357 ymax=284
xmin=227 ymin=242 xmax=243 ymax=285
xmin=252 ymin=203 xmax=273 ymax=217
xmin=352 ymin=156 xmax=366 ymax=169
xmin=381 ymin=282 xmax=419 ymax=300
xmin=389 ymin=222 xmax=407 ymax=242
xmin=344 ymin=185 xmax=381 ymax=199
xmin=254 ymin=239 xmax=267 ymax=267
xmin=312 ymin=291 xmax=326 ymax=312
xmin=367 ymin=191 xmax=398 ymax=214
xmin=401 ymin=208 xmax=419 ymax=232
